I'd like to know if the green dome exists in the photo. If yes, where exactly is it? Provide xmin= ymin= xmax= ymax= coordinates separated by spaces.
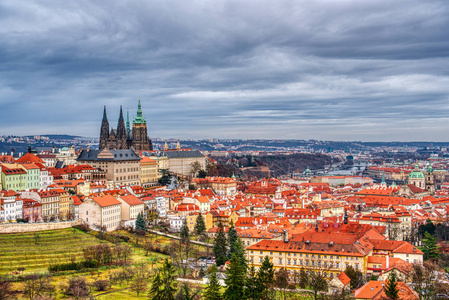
xmin=409 ymin=162 xmax=424 ymax=178
xmin=427 ymin=164 xmax=433 ymax=173
xmin=409 ymin=171 xmax=425 ymax=178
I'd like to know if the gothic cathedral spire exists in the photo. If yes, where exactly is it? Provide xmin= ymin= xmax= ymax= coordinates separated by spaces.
xmin=100 ymin=106 xmax=109 ymax=150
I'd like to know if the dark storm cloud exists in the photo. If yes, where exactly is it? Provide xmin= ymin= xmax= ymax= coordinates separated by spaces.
xmin=1 ymin=0 xmax=449 ymax=141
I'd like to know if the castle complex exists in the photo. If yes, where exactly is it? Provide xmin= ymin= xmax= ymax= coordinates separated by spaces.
xmin=99 ymin=100 xmax=153 ymax=151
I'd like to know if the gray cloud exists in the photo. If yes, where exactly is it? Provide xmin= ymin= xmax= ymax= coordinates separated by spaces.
xmin=0 ymin=0 xmax=449 ymax=141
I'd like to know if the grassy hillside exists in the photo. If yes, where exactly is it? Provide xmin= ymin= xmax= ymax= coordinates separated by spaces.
xmin=0 ymin=228 xmax=108 ymax=274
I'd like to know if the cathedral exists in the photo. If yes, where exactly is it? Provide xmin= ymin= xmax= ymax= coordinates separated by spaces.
xmin=99 ymin=100 xmax=153 ymax=151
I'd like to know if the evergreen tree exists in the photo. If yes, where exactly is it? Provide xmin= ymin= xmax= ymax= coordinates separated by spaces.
xmin=383 ymin=271 xmax=399 ymax=300
xmin=245 ymin=265 xmax=260 ymax=300
xmin=420 ymin=232 xmax=440 ymax=260
xmin=203 ymin=265 xmax=222 ymax=300
xmin=180 ymin=220 xmax=190 ymax=244
xmin=150 ymin=259 xmax=178 ymax=300
xmin=135 ymin=212 xmax=146 ymax=232
xmin=232 ymin=238 xmax=247 ymax=270
xmin=213 ymin=222 xmax=228 ymax=266
xmin=194 ymin=212 xmax=206 ymax=236
xmin=227 ymin=220 xmax=238 ymax=258
xmin=344 ymin=265 xmax=363 ymax=289
xmin=179 ymin=221 xmax=191 ymax=277
xmin=257 ymin=256 xmax=275 ymax=300
xmin=149 ymin=272 xmax=163 ymax=300
xmin=224 ymin=254 xmax=246 ymax=300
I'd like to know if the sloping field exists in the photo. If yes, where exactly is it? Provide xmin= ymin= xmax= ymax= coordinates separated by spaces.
xmin=0 ymin=228 xmax=107 ymax=274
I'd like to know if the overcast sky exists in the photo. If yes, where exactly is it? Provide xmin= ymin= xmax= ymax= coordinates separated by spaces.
xmin=1 ymin=0 xmax=449 ymax=141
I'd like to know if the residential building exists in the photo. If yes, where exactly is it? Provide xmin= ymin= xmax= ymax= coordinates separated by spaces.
xmin=140 ymin=156 xmax=158 ymax=187
xmin=117 ymin=194 xmax=145 ymax=228
xmin=79 ymin=195 xmax=122 ymax=231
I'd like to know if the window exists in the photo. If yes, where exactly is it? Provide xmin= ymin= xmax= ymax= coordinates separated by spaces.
xmin=260 ymin=257 xmax=263 ymax=263
xmin=279 ymin=258 xmax=282 ymax=264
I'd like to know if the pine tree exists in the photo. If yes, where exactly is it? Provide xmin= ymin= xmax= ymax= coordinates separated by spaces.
xmin=135 ymin=212 xmax=146 ymax=232
xmin=232 ymin=238 xmax=247 ymax=271
xmin=214 ymin=222 xmax=228 ymax=266
xmin=149 ymin=272 xmax=162 ymax=300
xmin=257 ymin=256 xmax=275 ymax=300
xmin=179 ymin=220 xmax=191 ymax=277
xmin=420 ymin=232 xmax=440 ymax=260
xmin=245 ymin=265 xmax=260 ymax=300
xmin=227 ymin=220 xmax=238 ymax=258
xmin=224 ymin=254 xmax=246 ymax=300
xmin=150 ymin=259 xmax=178 ymax=300
xmin=203 ymin=265 xmax=222 ymax=300
xmin=195 ymin=212 xmax=206 ymax=236
xmin=383 ymin=271 xmax=399 ymax=300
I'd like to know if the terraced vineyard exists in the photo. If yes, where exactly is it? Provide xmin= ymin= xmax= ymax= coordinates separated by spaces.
xmin=0 ymin=228 xmax=109 ymax=274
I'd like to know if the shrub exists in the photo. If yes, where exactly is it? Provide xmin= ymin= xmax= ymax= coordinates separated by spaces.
xmin=93 ymin=279 xmax=110 ymax=291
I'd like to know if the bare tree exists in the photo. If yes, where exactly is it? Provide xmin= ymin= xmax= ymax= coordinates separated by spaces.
xmin=23 ymin=274 xmax=55 ymax=300
xmin=0 ymin=276 xmax=14 ymax=300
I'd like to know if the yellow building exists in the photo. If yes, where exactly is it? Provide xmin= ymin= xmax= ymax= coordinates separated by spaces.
xmin=55 ymin=189 xmax=72 ymax=220
xmin=205 ymin=210 xmax=239 ymax=230
xmin=140 ymin=156 xmax=158 ymax=187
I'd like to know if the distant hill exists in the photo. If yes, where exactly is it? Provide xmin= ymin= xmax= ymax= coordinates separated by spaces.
xmin=25 ymin=134 xmax=82 ymax=140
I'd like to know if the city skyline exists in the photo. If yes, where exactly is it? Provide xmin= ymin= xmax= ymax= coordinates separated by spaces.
xmin=1 ymin=0 xmax=449 ymax=141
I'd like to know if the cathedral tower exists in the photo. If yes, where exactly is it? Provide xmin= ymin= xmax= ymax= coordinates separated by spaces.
xmin=116 ymin=106 xmax=127 ymax=149
xmin=132 ymin=100 xmax=153 ymax=151
xmin=100 ymin=106 xmax=109 ymax=149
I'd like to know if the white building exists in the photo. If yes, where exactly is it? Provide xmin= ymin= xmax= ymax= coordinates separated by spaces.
xmin=0 ymin=190 xmax=23 ymax=222
xmin=79 ymin=195 xmax=122 ymax=231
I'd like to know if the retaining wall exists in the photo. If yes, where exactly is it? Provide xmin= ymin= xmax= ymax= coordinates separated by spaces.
xmin=0 ymin=219 xmax=82 ymax=233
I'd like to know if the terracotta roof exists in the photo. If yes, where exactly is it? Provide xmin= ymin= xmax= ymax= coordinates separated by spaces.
xmin=92 ymin=195 xmax=121 ymax=207
xmin=337 ymin=272 xmax=351 ymax=286
xmin=119 ymin=194 xmax=144 ymax=206
xmin=354 ymin=281 xmax=418 ymax=300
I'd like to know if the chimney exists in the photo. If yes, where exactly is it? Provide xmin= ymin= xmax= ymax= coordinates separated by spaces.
xmin=283 ymin=229 xmax=288 ymax=243
xmin=386 ymin=254 xmax=390 ymax=269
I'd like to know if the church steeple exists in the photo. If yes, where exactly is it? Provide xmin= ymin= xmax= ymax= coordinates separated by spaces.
xmin=126 ymin=109 xmax=130 ymax=133
xmin=117 ymin=105 xmax=127 ymax=146
xmin=133 ymin=98 xmax=146 ymax=124
xmin=99 ymin=106 xmax=110 ymax=150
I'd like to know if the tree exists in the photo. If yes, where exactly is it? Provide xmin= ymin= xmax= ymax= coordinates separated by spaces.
xmin=344 ymin=265 xmax=363 ymax=289
xmin=23 ymin=273 xmax=55 ymax=300
xmin=245 ymin=265 xmax=260 ymax=300
xmin=257 ymin=256 xmax=275 ymax=300
xmin=383 ymin=271 xmax=399 ymax=300
xmin=63 ymin=277 xmax=91 ymax=300
xmin=198 ymin=170 xmax=208 ymax=178
xmin=175 ymin=283 xmax=201 ymax=300
xmin=130 ymin=265 xmax=149 ymax=296
xmin=203 ymin=265 xmax=222 ymax=300
xmin=213 ymin=222 xmax=228 ymax=266
xmin=411 ymin=261 xmax=440 ymax=300
xmin=136 ymin=212 xmax=146 ymax=232
xmin=418 ymin=219 xmax=436 ymax=236
xmin=158 ymin=169 xmax=172 ymax=186
xmin=224 ymin=254 xmax=246 ymax=300
xmin=190 ymin=161 xmax=203 ymax=178
xmin=179 ymin=220 xmax=191 ymax=277
xmin=194 ymin=212 xmax=206 ymax=236
xmin=308 ymin=269 xmax=329 ymax=300
xmin=275 ymin=268 xmax=290 ymax=300
xmin=227 ymin=220 xmax=238 ymax=258
xmin=150 ymin=259 xmax=178 ymax=300
xmin=0 ymin=276 xmax=14 ymax=300
xmin=420 ymin=232 xmax=440 ymax=260
xmin=298 ymin=268 xmax=308 ymax=289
